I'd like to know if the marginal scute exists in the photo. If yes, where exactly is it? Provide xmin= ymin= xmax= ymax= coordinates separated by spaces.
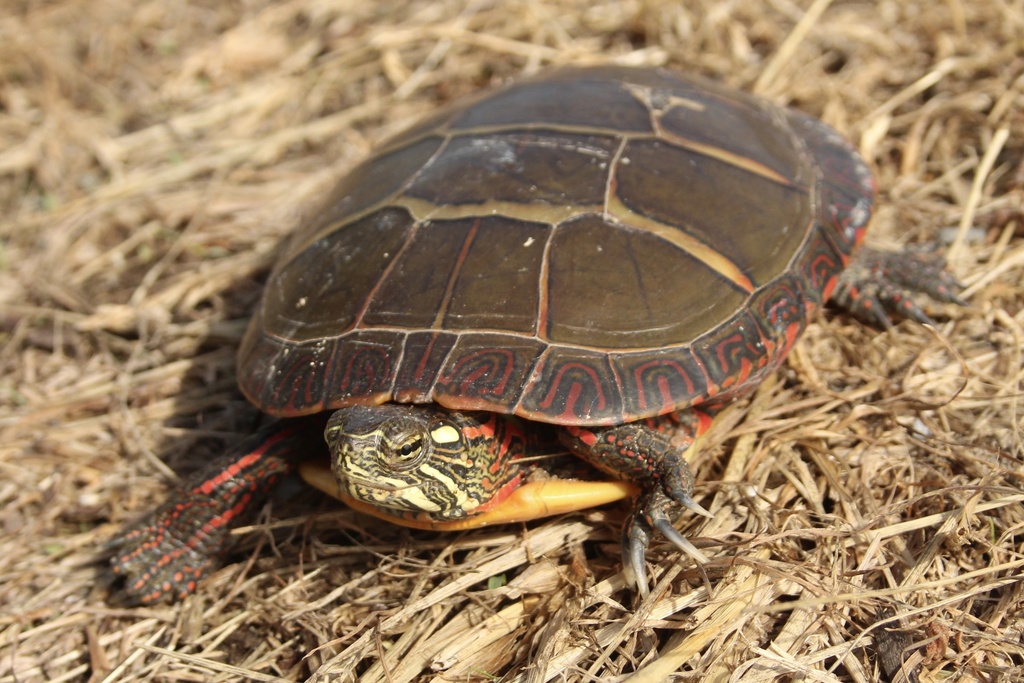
xmin=238 ymin=330 xmax=335 ymax=416
xmin=518 ymin=346 xmax=623 ymax=424
xmin=794 ymin=220 xmax=849 ymax=307
xmin=323 ymin=330 xmax=403 ymax=407
xmin=783 ymin=109 xmax=874 ymax=257
xmin=613 ymin=347 xmax=709 ymax=419
xmin=747 ymin=273 xmax=809 ymax=362
xmin=690 ymin=308 xmax=774 ymax=400
xmin=393 ymin=331 xmax=458 ymax=404
xmin=432 ymin=334 xmax=547 ymax=413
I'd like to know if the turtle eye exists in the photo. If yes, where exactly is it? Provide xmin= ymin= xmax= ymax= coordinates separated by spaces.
xmin=384 ymin=433 xmax=427 ymax=469
xmin=324 ymin=424 xmax=341 ymax=442
xmin=379 ymin=416 xmax=432 ymax=469
xmin=396 ymin=437 xmax=423 ymax=459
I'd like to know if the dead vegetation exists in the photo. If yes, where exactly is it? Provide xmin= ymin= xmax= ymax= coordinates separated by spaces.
xmin=1 ymin=0 xmax=1022 ymax=681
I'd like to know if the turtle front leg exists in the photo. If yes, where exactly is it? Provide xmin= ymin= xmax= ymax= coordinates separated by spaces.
xmin=559 ymin=411 xmax=714 ymax=596
xmin=109 ymin=418 xmax=322 ymax=604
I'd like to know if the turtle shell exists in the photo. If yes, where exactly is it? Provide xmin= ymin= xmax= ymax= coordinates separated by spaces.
xmin=238 ymin=65 xmax=875 ymax=426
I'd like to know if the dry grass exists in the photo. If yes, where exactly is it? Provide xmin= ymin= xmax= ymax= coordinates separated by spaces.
xmin=1 ymin=0 xmax=1022 ymax=681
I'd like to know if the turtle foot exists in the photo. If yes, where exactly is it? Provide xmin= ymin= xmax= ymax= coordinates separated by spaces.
xmin=110 ymin=496 xmax=227 ymax=604
xmin=833 ymin=247 xmax=966 ymax=328
xmin=559 ymin=419 xmax=712 ymax=597
xmin=108 ymin=420 xmax=309 ymax=604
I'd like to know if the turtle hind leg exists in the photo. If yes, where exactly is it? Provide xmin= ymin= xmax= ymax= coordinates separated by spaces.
xmin=108 ymin=418 xmax=322 ymax=604
xmin=833 ymin=247 xmax=967 ymax=328
xmin=559 ymin=411 xmax=713 ymax=597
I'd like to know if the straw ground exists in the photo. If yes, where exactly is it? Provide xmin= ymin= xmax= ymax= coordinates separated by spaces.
xmin=1 ymin=1 xmax=1021 ymax=681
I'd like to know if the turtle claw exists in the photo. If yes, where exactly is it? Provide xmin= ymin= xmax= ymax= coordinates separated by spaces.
xmin=622 ymin=513 xmax=651 ymax=597
xmin=653 ymin=517 xmax=708 ymax=564
xmin=622 ymin=488 xmax=709 ymax=597
xmin=679 ymin=493 xmax=714 ymax=520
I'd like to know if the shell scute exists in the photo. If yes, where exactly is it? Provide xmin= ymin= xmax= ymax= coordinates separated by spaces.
xmin=432 ymin=333 xmax=547 ymax=414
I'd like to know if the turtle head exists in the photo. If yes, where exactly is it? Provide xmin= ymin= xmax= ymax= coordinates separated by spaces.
xmin=325 ymin=404 xmax=482 ymax=520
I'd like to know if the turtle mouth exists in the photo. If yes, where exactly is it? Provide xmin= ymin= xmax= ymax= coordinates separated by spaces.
xmin=343 ymin=473 xmax=430 ymax=499
xmin=340 ymin=473 xmax=450 ymax=515
xmin=342 ymin=473 xmax=408 ymax=492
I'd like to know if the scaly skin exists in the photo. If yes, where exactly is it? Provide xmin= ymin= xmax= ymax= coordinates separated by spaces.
xmin=109 ymin=419 xmax=323 ymax=605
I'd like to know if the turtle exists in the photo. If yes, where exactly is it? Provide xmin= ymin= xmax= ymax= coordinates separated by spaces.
xmin=110 ymin=65 xmax=963 ymax=605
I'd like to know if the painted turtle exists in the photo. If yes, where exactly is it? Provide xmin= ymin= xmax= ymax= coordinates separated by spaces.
xmin=111 ymin=65 xmax=962 ymax=604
